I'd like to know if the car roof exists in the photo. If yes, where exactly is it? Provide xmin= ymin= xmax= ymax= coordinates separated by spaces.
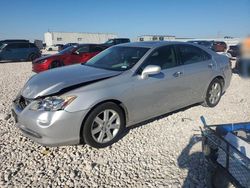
xmin=117 ymin=41 xmax=188 ymax=48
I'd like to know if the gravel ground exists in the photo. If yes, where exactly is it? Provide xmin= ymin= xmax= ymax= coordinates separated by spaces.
xmin=0 ymin=61 xmax=250 ymax=187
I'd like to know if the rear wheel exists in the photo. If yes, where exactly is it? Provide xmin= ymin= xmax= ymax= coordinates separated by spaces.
xmin=49 ymin=61 xmax=64 ymax=69
xmin=29 ymin=53 xmax=39 ymax=61
xmin=203 ymin=79 xmax=222 ymax=107
xmin=82 ymin=102 xmax=125 ymax=148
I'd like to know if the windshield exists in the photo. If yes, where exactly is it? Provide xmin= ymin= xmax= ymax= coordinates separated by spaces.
xmin=84 ymin=46 xmax=149 ymax=71
xmin=58 ymin=46 xmax=75 ymax=54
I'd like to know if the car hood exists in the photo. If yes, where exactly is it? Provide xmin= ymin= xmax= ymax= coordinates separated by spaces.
xmin=21 ymin=65 xmax=121 ymax=99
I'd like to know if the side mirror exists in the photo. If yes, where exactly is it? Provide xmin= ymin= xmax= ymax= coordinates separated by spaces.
xmin=141 ymin=65 xmax=161 ymax=79
xmin=73 ymin=51 xmax=80 ymax=55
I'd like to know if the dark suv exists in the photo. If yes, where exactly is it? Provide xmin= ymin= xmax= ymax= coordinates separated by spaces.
xmin=103 ymin=38 xmax=130 ymax=47
xmin=0 ymin=42 xmax=41 ymax=62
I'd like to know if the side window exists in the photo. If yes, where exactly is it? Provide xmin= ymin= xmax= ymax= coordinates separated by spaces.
xmin=141 ymin=46 xmax=177 ymax=70
xmin=178 ymin=45 xmax=210 ymax=65
xmin=76 ymin=46 xmax=89 ymax=53
xmin=91 ymin=46 xmax=104 ymax=53
xmin=29 ymin=43 xmax=37 ymax=48
xmin=17 ymin=43 xmax=29 ymax=48
xmin=5 ymin=43 xmax=20 ymax=50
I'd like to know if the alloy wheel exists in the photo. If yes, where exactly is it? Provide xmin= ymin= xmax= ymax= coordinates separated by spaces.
xmin=208 ymin=82 xmax=221 ymax=105
xmin=91 ymin=109 xmax=121 ymax=143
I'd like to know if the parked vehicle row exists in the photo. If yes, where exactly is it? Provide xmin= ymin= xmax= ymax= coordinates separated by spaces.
xmin=12 ymin=41 xmax=232 ymax=148
xmin=33 ymin=44 xmax=107 ymax=72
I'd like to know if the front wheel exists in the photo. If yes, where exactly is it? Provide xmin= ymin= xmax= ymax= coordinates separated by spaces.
xmin=82 ymin=102 xmax=125 ymax=148
xmin=203 ymin=79 xmax=222 ymax=107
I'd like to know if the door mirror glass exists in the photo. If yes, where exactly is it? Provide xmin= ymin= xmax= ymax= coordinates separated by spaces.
xmin=73 ymin=51 xmax=80 ymax=55
xmin=141 ymin=65 xmax=161 ymax=79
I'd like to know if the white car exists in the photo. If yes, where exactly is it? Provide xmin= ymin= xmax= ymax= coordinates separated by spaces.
xmin=45 ymin=44 xmax=62 ymax=51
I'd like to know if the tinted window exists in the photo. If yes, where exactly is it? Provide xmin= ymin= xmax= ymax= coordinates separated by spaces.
xmin=90 ymin=45 xmax=104 ymax=53
xmin=178 ymin=45 xmax=210 ymax=65
xmin=141 ymin=46 xmax=177 ymax=70
xmin=76 ymin=46 xmax=89 ymax=53
xmin=6 ymin=43 xmax=28 ymax=49
xmin=29 ymin=43 xmax=37 ymax=48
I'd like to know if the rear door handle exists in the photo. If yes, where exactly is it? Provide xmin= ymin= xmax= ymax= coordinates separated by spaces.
xmin=173 ymin=71 xmax=183 ymax=77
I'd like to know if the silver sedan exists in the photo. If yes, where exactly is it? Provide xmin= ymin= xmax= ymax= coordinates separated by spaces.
xmin=12 ymin=41 xmax=232 ymax=148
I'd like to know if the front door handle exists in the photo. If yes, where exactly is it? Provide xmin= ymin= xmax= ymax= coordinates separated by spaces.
xmin=173 ymin=71 xmax=183 ymax=77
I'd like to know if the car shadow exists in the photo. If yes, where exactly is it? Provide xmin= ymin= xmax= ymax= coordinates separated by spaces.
xmin=118 ymin=103 xmax=201 ymax=141
xmin=126 ymin=103 xmax=199 ymax=131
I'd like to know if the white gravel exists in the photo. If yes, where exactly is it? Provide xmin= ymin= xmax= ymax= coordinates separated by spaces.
xmin=0 ymin=61 xmax=250 ymax=187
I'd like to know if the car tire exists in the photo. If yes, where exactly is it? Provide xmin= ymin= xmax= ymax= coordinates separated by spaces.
xmin=29 ymin=53 xmax=39 ymax=61
xmin=82 ymin=102 xmax=125 ymax=148
xmin=49 ymin=61 xmax=64 ymax=69
xmin=202 ymin=78 xmax=222 ymax=107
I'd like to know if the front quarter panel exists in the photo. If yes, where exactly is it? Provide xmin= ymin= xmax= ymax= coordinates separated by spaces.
xmin=63 ymin=73 xmax=133 ymax=113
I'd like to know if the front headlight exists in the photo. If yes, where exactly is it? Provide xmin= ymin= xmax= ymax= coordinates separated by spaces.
xmin=29 ymin=96 xmax=77 ymax=111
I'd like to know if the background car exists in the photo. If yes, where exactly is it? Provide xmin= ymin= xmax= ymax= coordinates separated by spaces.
xmin=46 ymin=44 xmax=63 ymax=51
xmin=14 ymin=42 xmax=232 ymax=148
xmin=32 ymin=44 xmax=106 ymax=73
xmin=0 ymin=42 xmax=41 ymax=62
xmin=102 ymin=38 xmax=130 ymax=47
xmin=227 ymin=45 xmax=240 ymax=58
xmin=59 ymin=43 xmax=78 ymax=51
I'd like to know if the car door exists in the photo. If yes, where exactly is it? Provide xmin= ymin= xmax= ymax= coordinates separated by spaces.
xmin=1 ymin=43 xmax=21 ymax=61
xmin=126 ymin=45 xmax=188 ymax=123
xmin=18 ymin=43 xmax=30 ymax=59
xmin=176 ymin=44 xmax=215 ymax=103
xmin=69 ymin=45 xmax=90 ymax=64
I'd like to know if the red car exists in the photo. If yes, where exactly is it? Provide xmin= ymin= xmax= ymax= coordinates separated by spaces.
xmin=32 ymin=44 xmax=106 ymax=73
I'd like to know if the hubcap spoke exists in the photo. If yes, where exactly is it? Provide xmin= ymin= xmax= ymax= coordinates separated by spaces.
xmin=108 ymin=113 xmax=118 ymax=125
xmin=92 ymin=125 xmax=102 ymax=135
xmin=97 ymin=131 xmax=105 ymax=142
xmin=103 ymin=110 xmax=109 ymax=122
xmin=94 ymin=116 xmax=104 ymax=126
xmin=106 ymin=129 xmax=113 ymax=140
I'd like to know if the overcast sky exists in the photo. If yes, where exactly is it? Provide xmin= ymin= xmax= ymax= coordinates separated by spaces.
xmin=0 ymin=0 xmax=249 ymax=41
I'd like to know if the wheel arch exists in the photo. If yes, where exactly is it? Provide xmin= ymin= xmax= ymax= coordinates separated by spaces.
xmin=79 ymin=99 xmax=128 ymax=143
xmin=202 ymin=75 xmax=225 ymax=100
xmin=214 ymin=75 xmax=225 ymax=88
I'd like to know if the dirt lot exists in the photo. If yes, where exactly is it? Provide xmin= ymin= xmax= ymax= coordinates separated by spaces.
xmin=0 ymin=61 xmax=249 ymax=187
